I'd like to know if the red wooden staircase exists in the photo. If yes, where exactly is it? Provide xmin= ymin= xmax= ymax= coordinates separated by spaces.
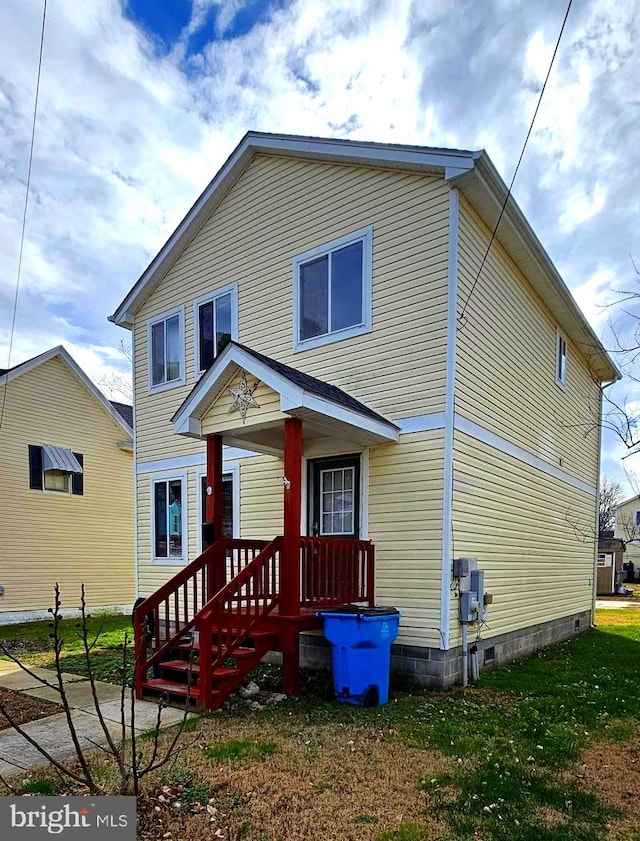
xmin=133 ymin=536 xmax=374 ymax=710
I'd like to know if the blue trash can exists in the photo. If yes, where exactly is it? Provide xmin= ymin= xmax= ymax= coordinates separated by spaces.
xmin=318 ymin=606 xmax=400 ymax=706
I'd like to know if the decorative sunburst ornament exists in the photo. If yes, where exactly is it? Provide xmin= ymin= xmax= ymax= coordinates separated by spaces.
xmin=228 ymin=372 xmax=260 ymax=423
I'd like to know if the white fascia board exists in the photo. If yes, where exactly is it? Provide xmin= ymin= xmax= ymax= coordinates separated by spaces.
xmin=0 ymin=345 xmax=62 ymax=382
xmin=282 ymin=392 xmax=399 ymax=443
xmin=1 ymin=345 xmax=133 ymax=440
xmin=110 ymin=132 xmax=477 ymax=326
xmin=172 ymin=342 xmax=397 ymax=443
xmin=251 ymin=132 xmax=477 ymax=173
xmin=172 ymin=344 xmax=299 ymax=432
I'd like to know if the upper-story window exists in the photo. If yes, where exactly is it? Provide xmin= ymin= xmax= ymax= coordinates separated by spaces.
xmin=293 ymin=227 xmax=372 ymax=352
xmin=193 ymin=283 xmax=238 ymax=376
xmin=556 ymin=330 xmax=567 ymax=388
xmin=148 ymin=307 xmax=185 ymax=392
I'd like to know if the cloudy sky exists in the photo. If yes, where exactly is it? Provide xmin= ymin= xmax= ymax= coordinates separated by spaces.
xmin=0 ymin=0 xmax=638 ymax=489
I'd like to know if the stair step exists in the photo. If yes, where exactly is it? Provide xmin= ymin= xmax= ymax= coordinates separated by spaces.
xmin=159 ymin=660 xmax=200 ymax=674
xmin=234 ymin=647 xmax=260 ymax=659
xmin=213 ymin=667 xmax=241 ymax=679
xmin=175 ymin=629 xmax=276 ymax=653
xmin=141 ymin=678 xmax=202 ymax=699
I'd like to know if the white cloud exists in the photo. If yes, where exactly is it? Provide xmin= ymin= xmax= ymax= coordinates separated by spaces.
xmin=0 ymin=0 xmax=639 ymax=475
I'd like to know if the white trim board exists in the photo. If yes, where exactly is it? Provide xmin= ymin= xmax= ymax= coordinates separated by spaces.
xmin=440 ymin=187 xmax=459 ymax=651
xmin=454 ymin=415 xmax=597 ymax=497
xmin=136 ymin=447 xmax=257 ymax=475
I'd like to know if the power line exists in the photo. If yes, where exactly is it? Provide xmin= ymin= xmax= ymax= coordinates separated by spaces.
xmin=0 ymin=0 xmax=49 ymax=432
xmin=458 ymin=0 xmax=574 ymax=326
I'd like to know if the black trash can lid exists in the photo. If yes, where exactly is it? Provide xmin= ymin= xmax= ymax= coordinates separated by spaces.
xmin=319 ymin=605 xmax=399 ymax=617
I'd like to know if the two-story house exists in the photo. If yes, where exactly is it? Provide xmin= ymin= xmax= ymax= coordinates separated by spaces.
xmin=110 ymin=132 xmax=618 ymax=708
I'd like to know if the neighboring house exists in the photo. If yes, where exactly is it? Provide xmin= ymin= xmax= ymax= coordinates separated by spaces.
xmin=614 ymin=494 xmax=640 ymax=577
xmin=110 ymin=132 xmax=619 ymax=707
xmin=0 ymin=346 xmax=135 ymax=621
xmin=596 ymin=533 xmax=625 ymax=595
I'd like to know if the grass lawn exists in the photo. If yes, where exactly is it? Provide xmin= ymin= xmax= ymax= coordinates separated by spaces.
xmin=0 ymin=612 xmax=132 ymax=683
xmin=3 ymin=607 xmax=640 ymax=840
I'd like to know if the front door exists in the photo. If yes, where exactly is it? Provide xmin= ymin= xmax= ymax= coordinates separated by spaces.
xmin=308 ymin=454 xmax=360 ymax=539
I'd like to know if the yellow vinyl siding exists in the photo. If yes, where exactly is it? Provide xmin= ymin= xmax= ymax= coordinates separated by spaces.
xmin=449 ymin=431 xmax=595 ymax=642
xmin=136 ymin=454 xmax=283 ymax=597
xmin=201 ymin=376 xmax=286 ymax=435
xmin=456 ymin=197 xmax=600 ymax=488
xmin=0 ymin=357 xmax=134 ymax=612
xmin=133 ymin=154 xmax=451 ymax=463
xmin=369 ymin=431 xmax=444 ymax=648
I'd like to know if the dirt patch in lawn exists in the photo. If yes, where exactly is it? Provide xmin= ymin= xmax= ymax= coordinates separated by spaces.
xmin=138 ymin=719 xmax=452 ymax=840
xmin=0 ymin=688 xmax=61 ymax=730
xmin=577 ymin=733 xmax=640 ymax=839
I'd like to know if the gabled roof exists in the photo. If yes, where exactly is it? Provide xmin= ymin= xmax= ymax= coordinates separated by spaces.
xmin=171 ymin=341 xmax=399 ymax=447
xmin=109 ymin=131 xmax=619 ymax=383
xmin=0 ymin=346 xmax=133 ymax=439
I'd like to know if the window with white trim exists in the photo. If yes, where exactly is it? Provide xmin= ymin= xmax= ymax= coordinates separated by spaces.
xmin=293 ymin=227 xmax=372 ymax=351
xmin=635 ymin=510 xmax=640 ymax=527
xmin=194 ymin=284 xmax=238 ymax=375
xmin=152 ymin=476 xmax=186 ymax=561
xmin=556 ymin=330 xmax=567 ymax=388
xmin=597 ymin=553 xmax=612 ymax=568
xmin=149 ymin=308 xmax=184 ymax=391
xmin=320 ymin=466 xmax=355 ymax=535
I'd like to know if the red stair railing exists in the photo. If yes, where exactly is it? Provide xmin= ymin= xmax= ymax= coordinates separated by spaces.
xmin=198 ymin=536 xmax=282 ymax=706
xmin=299 ymin=537 xmax=374 ymax=608
xmin=133 ymin=538 xmax=268 ymax=692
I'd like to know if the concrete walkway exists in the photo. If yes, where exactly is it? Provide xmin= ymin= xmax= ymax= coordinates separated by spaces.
xmin=0 ymin=660 xmax=186 ymax=777
xmin=595 ymin=598 xmax=640 ymax=609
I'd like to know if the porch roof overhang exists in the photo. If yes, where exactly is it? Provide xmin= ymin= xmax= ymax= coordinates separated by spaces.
xmin=171 ymin=342 xmax=400 ymax=452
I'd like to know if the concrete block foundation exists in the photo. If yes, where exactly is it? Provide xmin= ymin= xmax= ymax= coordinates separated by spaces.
xmin=300 ymin=610 xmax=592 ymax=689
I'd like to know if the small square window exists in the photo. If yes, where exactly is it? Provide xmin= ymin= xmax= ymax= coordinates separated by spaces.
xmin=148 ymin=308 xmax=184 ymax=392
xmin=556 ymin=330 xmax=567 ymax=388
xmin=44 ymin=470 xmax=70 ymax=493
xmin=194 ymin=284 xmax=238 ymax=376
xmin=293 ymin=227 xmax=372 ymax=351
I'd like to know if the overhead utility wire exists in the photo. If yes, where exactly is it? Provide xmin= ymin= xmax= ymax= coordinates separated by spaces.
xmin=0 ymin=0 xmax=49 ymax=433
xmin=458 ymin=0 xmax=574 ymax=326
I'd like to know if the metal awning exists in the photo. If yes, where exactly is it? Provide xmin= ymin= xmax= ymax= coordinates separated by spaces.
xmin=41 ymin=444 xmax=83 ymax=474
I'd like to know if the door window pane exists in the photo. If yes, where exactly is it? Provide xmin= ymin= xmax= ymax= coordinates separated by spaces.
xmin=319 ymin=467 xmax=356 ymax=535
xmin=199 ymin=301 xmax=214 ymax=372
xmin=300 ymin=255 xmax=329 ymax=340
xmin=215 ymin=293 xmax=232 ymax=357
xmin=201 ymin=473 xmax=234 ymax=539
xmin=331 ymin=241 xmax=363 ymax=331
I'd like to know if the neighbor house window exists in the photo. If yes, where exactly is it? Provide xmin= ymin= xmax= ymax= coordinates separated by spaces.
xmin=148 ymin=307 xmax=184 ymax=391
xmin=153 ymin=476 xmax=186 ymax=561
xmin=193 ymin=283 xmax=238 ymax=376
xmin=556 ymin=330 xmax=567 ymax=388
xmin=28 ymin=444 xmax=83 ymax=495
xmin=293 ymin=227 xmax=372 ymax=351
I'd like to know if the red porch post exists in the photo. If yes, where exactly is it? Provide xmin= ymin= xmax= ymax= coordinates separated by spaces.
xmin=281 ymin=418 xmax=302 ymax=696
xmin=206 ymin=434 xmax=224 ymax=597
